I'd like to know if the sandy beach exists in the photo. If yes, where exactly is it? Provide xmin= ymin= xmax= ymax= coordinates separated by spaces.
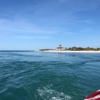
xmin=40 ymin=50 xmax=100 ymax=53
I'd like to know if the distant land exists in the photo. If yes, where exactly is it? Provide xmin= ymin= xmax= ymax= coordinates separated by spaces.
xmin=39 ymin=45 xmax=100 ymax=52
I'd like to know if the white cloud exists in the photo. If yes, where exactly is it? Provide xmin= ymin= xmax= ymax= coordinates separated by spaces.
xmin=0 ymin=18 xmax=59 ymax=35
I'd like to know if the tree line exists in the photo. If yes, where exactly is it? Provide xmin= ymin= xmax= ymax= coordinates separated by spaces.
xmin=65 ymin=47 xmax=100 ymax=51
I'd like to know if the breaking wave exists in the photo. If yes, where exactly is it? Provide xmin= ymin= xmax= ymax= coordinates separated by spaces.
xmin=37 ymin=86 xmax=71 ymax=100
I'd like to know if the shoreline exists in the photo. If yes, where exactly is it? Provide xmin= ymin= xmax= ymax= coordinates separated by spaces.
xmin=39 ymin=50 xmax=100 ymax=53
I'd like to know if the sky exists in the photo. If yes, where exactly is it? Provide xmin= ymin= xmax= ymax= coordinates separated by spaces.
xmin=0 ymin=0 xmax=100 ymax=50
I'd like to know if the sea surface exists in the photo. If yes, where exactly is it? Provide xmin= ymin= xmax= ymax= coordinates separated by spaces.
xmin=0 ymin=51 xmax=100 ymax=100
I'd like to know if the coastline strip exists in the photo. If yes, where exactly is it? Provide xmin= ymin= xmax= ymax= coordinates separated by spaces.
xmin=39 ymin=50 xmax=100 ymax=53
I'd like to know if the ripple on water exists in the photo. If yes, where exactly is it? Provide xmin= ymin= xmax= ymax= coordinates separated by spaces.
xmin=0 ymin=86 xmax=29 ymax=100
xmin=0 ymin=52 xmax=100 ymax=100
xmin=28 ymin=85 xmax=71 ymax=100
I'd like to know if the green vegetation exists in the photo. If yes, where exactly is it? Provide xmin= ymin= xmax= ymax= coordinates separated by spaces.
xmin=65 ymin=47 xmax=100 ymax=51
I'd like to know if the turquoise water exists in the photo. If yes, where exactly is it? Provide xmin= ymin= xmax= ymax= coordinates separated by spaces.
xmin=0 ymin=51 xmax=100 ymax=100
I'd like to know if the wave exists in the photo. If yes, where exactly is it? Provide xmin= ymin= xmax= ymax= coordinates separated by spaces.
xmin=37 ymin=86 xmax=71 ymax=100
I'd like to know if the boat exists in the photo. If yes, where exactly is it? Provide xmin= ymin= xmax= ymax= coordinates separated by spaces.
xmin=84 ymin=90 xmax=100 ymax=100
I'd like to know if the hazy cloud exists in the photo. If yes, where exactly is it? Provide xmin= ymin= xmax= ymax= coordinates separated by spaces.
xmin=81 ymin=28 xmax=91 ymax=32
xmin=79 ymin=19 xmax=93 ymax=24
xmin=84 ymin=20 xmax=93 ymax=24
xmin=0 ymin=18 xmax=59 ymax=34
xmin=15 ymin=35 xmax=51 ymax=40
xmin=64 ymin=32 xmax=74 ymax=35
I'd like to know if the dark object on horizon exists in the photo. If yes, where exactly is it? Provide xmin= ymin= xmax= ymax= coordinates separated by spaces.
xmin=39 ymin=49 xmax=55 ymax=51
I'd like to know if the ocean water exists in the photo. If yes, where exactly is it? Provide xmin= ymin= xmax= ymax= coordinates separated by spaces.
xmin=0 ymin=51 xmax=100 ymax=100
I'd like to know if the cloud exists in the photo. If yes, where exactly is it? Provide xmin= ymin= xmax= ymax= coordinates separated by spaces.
xmin=14 ymin=35 xmax=51 ymax=40
xmin=58 ymin=0 xmax=100 ymax=11
xmin=84 ymin=20 xmax=93 ymax=24
xmin=78 ymin=19 xmax=93 ymax=24
xmin=63 ymin=32 xmax=74 ymax=35
xmin=81 ymin=28 xmax=91 ymax=32
xmin=0 ymin=18 xmax=59 ymax=35
xmin=15 ymin=36 xmax=34 ymax=39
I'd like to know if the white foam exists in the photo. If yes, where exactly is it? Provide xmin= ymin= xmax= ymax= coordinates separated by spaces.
xmin=37 ymin=86 xmax=71 ymax=100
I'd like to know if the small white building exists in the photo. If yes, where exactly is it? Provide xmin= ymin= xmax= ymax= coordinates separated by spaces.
xmin=57 ymin=45 xmax=64 ymax=51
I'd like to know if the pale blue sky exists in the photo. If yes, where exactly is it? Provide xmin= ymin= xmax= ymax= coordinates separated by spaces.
xmin=0 ymin=0 xmax=100 ymax=50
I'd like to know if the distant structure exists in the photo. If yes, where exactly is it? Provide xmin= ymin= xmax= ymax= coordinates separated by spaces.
xmin=39 ymin=49 xmax=55 ymax=51
xmin=72 ymin=46 xmax=77 ymax=50
xmin=57 ymin=45 xmax=64 ymax=51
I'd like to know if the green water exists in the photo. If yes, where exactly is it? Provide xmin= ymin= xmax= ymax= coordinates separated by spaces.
xmin=0 ymin=51 xmax=100 ymax=100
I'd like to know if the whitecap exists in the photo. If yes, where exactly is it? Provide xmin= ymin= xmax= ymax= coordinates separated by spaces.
xmin=37 ymin=86 xmax=71 ymax=100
